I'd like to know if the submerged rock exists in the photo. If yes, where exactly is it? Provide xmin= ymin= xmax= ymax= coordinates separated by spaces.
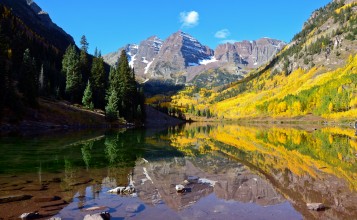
xmin=187 ymin=176 xmax=199 ymax=183
xmin=33 ymin=196 xmax=61 ymax=203
xmin=85 ymin=206 xmax=107 ymax=211
xmin=125 ymin=203 xmax=145 ymax=213
xmin=0 ymin=194 xmax=32 ymax=203
xmin=307 ymin=203 xmax=326 ymax=211
xmin=83 ymin=212 xmax=110 ymax=220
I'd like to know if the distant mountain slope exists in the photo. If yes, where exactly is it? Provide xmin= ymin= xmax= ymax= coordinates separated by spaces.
xmin=171 ymin=0 xmax=357 ymax=122
xmin=0 ymin=0 xmax=96 ymax=120
xmin=1 ymin=0 xmax=74 ymax=51
xmin=103 ymin=31 xmax=285 ymax=87
xmin=215 ymin=38 xmax=285 ymax=68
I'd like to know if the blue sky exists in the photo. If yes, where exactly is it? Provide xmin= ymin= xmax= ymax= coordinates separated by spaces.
xmin=35 ymin=0 xmax=331 ymax=55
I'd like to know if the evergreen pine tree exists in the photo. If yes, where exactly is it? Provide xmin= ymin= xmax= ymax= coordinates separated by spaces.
xmin=94 ymin=47 xmax=98 ymax=58
xmin=80 ymin=35 xmax=89 ymax=53
xmin=0 ymin=28 xmax=6 ymax=113
xmin=116 ymin=50 xmax=134 ymax=119
xmin=82 ymin=80 xmax=94 ymax=110
xmin=105 ymin=89 xmax=119 ymax=122
xmin=90 ymin=56 xmax=106 ymax=108
xmin=62 ymin=45 xmax=82 ymax=103
xmin=80 ymin=35 xmax=90 ymax=84
xmin=107 ymin=66 xmax=116 ymax=91
xmin=19 ymin=49 xmax=38 ymax=107
xmin=105 ymin=50 xmax=145 ymax=122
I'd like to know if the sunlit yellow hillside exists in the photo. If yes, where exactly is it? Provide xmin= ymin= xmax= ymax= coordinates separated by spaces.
xmin=170 ymin=2 xmax=357 ymax=122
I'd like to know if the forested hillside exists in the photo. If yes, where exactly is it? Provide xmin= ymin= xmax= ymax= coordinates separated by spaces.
xmin=0 ymin=1 xmax=144 ymax=125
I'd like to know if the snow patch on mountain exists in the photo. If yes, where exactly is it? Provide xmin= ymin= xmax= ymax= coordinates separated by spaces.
xmin=142 ymin=57 xmax=149 ymax=64
xmin=129 ymin=54 xmax=136 ymax=68
xmin=199 ymin=56 xmax=218 ymax=65
xmin=145 ymin=59 xmax=154 ymax=74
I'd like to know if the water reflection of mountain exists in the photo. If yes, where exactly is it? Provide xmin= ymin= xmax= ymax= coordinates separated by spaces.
xmin=133 ymin=155 xmax=286 ymax=211
xmin=167 ymin=123 xmax=357 ymax=219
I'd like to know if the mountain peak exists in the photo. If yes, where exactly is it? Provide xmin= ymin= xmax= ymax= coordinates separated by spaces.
xmin=103 ymin=32 xmax=284 ymax=84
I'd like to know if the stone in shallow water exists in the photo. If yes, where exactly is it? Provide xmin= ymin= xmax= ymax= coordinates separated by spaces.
xmin=187 ymin=176 xmax=199 ymax=183
xmin=33 ymin=196 xmax=61 ymax=203
xmin=85 ymin=206 xmax=107 ymax=211
xmin=21 ymin=185 xmax=47 ymax=191
xmin=83 ymin=212 xmax=110 ymax=220
xmin=69 ymin=178 xmax=93 ymax=186
xmin=125 ymin=203 xmax=145 ymax=213
xmin=19 ymin=212 xmax=40 ymax=219
xmin=40 ymin=200 xmax=68 ymax=209
xmin=175 ymin=184 xmax=185 ymax=192
xmin=307 ymin=203 xmax=326 ymax=211
xmin=0 ymin=194 xmax=32 ymax=203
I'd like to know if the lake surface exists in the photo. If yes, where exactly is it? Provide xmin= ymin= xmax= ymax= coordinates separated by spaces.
xmin=0 ymin=123 xmax=357 ymax=220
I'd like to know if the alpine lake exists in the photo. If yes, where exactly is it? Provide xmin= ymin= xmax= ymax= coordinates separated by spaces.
xmin=0 ymin=123 xmax=357 ymax=220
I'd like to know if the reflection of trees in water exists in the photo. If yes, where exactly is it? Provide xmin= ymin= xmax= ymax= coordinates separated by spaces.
xmin=81 ymin=141 xmax=94 ymax=170
xmin=61 ymin=159 xmax=76 ymax=191
xmin=105 ymin=134 xmax=119 ymax=165
xmin=103 ymin=130 xmax=146 ymax=186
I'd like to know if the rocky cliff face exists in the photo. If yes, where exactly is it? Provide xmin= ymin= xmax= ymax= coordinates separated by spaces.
xmin=104 ymin=31 xmax=284 ymax=85
xmin=215 ymin=38 xmax=285 ymax=68
xmin=133 ymin=36 xmax=163 ymax=77
xmin=103 ymin=36 xmax=163 ymax=79
xmin=104 ymin=44 xmax=139 ymax=67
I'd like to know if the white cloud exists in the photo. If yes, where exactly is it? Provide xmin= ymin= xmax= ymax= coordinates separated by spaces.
xmin=215 ymin=29 xmax=231 ymax=39
xmin=180 ymin=11 xmax=199 ymax=28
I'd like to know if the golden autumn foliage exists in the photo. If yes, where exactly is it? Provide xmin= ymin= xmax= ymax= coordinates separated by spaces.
xmin=171 ymin=55 xmax=357 ymax=121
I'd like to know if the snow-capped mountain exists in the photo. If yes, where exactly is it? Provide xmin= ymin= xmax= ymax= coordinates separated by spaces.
xmin=103 ymin=36 xmax=163 ymax=79
xmin=103 ymin=31 xmax=285 ymax=85
xmin=146 ymin=31 xmax=214 ymax=79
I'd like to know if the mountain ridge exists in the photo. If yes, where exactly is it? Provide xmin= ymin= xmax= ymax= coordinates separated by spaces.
xmin=2 ymin=0 xmax=75 ymax=51
xmin=103 ymin=31 xmax=285 ymax=86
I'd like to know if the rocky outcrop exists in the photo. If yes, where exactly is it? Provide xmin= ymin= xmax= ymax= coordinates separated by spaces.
xmin=103 ymin=44 xmax=139 ymax=67
xmin=215 ymin=38 xmax=285 ymax=68
xmin=131 ymin=36 xmax=163 ymax=79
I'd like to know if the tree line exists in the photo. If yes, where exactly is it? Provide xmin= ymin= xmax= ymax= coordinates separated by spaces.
xmin=49 ymin=36 xmax=145 ymax=122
